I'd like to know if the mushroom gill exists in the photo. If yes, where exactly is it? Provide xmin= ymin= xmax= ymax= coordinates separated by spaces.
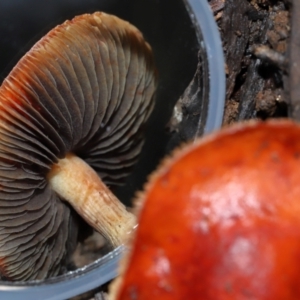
xmin=0 ymin=12 xmax=157 ymax=281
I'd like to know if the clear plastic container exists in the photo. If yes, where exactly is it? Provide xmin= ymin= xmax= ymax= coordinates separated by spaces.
xmin=187 ymin=0 xmax=225 ymax=133
xmin=0 ymin=0 xmax=225 ymax=298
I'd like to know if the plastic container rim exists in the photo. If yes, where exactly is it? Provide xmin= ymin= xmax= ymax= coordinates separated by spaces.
xmin=186 ymin=0 xmax=225 ymax=135
xmin=0 ymin=0 xmax=225 ymax=299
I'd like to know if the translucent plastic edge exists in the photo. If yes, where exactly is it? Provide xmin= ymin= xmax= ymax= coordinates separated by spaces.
xmin=0 ymin=246 xmax=123 ymax=300
xmin=187 ymin=0 xmax=226 ymax=134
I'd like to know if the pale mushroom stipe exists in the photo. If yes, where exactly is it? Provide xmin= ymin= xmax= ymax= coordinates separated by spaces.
xmin=0 ymin=12 xmax=157 ymax=281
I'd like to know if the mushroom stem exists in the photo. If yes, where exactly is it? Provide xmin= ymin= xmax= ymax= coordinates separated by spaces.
xmin=48 ymin=153 xmax=136 ymax=247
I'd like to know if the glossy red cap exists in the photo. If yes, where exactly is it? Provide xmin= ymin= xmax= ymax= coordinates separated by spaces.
xmin=114 ymin=120 xmax=300 ymax=300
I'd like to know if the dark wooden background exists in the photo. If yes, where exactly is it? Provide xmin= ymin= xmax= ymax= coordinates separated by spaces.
xmin=214 ymin=0 xmax=290 ymax=124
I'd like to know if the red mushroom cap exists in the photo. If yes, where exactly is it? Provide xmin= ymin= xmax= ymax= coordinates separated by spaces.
xmin=112 ymin=120 xmax=300 ymax=300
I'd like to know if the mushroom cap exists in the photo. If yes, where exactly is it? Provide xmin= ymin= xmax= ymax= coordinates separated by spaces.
xmin=0 ymin=12 xmax=156 ymax=280
xmin=113 ymin=120 xmax=300 ymax=300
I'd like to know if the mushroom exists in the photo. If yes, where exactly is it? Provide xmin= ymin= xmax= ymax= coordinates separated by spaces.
xmin=110 ymin=120 xmax=300 ymax=299
xmin=0 ymin=12 xmax=157 ymax=281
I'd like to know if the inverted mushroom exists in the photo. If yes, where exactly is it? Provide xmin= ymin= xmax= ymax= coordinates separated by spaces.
xmin=0 ymin=12 xmax=157 ymax=281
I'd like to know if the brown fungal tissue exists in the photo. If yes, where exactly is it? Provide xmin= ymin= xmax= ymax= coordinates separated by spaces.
xmin=0 ymin=12 xmax=157 ymax=281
